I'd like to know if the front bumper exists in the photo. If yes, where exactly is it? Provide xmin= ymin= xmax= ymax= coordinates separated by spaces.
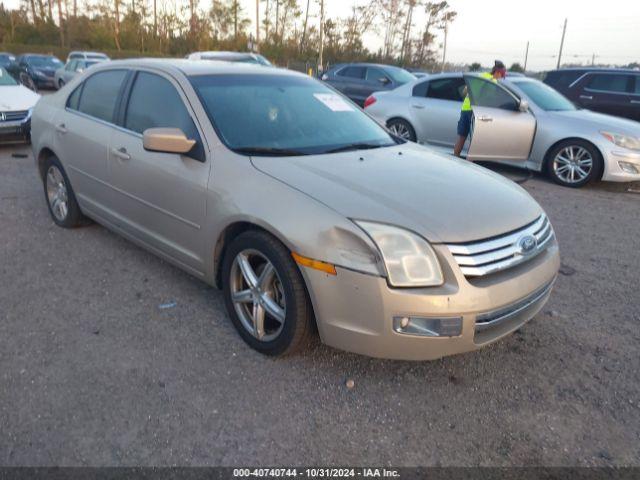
xmin=602 ymin=149 xmax=640 ymax=182
xmin=0 ymin=118 xmax=31 ymax=143
xmin=33 ymin=76 xmax=56 ymax=89
xmin=302 ymin=239 xmax=560 ymax=361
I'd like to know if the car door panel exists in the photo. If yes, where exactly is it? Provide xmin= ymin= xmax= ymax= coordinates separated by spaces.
xmin=464 ymin=75 xmax=536 ymax=162
xmin=576 ymin=73 xmax=634 ymax=120
xmin=55 ymin=70 xmax=129 ymax=213
xmin=107 ymin=71 xmax=210 ymax=272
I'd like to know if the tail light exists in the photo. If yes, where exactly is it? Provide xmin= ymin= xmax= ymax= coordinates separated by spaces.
xmin=364 ymin=95 xmax=376 ymax=108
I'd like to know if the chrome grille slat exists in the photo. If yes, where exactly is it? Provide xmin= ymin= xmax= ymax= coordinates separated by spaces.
xmin=1 ymin=110 xmax=29 ymax=122
xmin=446 ymin=215 xmax=554 ymax=277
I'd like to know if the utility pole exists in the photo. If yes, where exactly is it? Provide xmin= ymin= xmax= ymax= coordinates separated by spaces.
xmin=591 ymin=53 xmax=597 ymax=66
xmin=256 ymin=0 xmax=260 ymax=47
xmin=318 ymin=0 xmax=324 ymax=73
xmin=556 ymin=18 xmax=567 ymax=69
xmin=441 ymin=13 xmax=449 ymax=72
xmin=524 ymin=41 xmax=529 ymax=71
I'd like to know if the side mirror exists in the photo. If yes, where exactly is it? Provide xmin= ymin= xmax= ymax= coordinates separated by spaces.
xmin=378 ymin=77 xmax=391 ymax=85
xmin=518 ymin=100 xmax=529 ymax=112
xmin=143 ymin=128 xmax=196 ymax=154
xmin=76 ymin=68 xmax=84 ymax=73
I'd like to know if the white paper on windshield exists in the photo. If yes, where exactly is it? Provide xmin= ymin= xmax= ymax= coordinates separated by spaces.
xmin=313 ymin=93 xmax=354 ymax=112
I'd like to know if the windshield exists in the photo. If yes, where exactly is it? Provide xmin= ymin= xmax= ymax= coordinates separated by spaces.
xmin=512 ymin=80 xmax=576 ymax=111
xmin=0 ymin=67 xmax=18 ymax=86
xmin=385 ymin=66 xmax=416 ymax=84
xmin=190 ymin=74 xmax=397 ymax=155
xmin=26 ymin=56 xmax=63 ymax=68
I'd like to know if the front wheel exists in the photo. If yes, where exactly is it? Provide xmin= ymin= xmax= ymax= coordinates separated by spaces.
xmin=222 ymin=230 xmax=314 ymax=356
xmin=387 ymin=118 xmax=417 ymax=142
xmin=546 ymin=140 xmax=603 ymax=188
xmin=58 ymin=79 xmax=65 ymax=89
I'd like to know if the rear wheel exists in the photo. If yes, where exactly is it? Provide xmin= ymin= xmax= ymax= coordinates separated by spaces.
xmin=222 ymin=230 xmax=314 ymax=356
xmin=546 ymin=140 xmax=603 ymax=188
xmin=387 ymin=118 xmax=416 ymax=142
xmin=42 ymin=156 xmax=84 ymax=228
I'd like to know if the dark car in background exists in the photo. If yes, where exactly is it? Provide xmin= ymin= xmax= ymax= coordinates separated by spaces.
xmin=321 ymin=63 xmax=416 ymax=106
xmin=0 ymin=52 xmax=16 ymax=69
xmin=7 ymin=54 xmax=63 ymax=90
xmin=544 ymin=68 xmax=640 ymax=122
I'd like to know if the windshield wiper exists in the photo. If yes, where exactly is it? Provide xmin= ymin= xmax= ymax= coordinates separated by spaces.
xmin=233 ymin=147 xmax=308 ymax=157
xmin=324 ymin=143 xmax=390 ymax=154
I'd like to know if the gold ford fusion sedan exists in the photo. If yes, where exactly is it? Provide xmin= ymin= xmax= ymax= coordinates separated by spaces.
xmin=31 ymin=59 xmax=560 ymax=360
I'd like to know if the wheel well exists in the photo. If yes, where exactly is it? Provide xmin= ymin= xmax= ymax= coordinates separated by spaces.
xmin=543 ymin=137 xmax=605 ymax=180
xmin=213 ymin=222 xmax=274 ymax=289
xmin=37 ymin=147 xmax=57 ymax=180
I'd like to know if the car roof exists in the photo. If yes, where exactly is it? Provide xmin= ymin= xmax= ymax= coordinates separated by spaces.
xmin=91 ymin=58 xmax=300 ymax=77
xmin=547 ymin=67 xmax=639 ymax=74
xmin=331 ymin=62 xmax=404 ymax=70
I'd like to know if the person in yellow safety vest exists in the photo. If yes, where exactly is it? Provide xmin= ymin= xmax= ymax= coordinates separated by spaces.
xmin=453 ymin=60 xmax=507 ymax=158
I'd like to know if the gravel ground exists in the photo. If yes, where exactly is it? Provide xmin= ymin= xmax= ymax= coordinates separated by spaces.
xmin=1 ymin=141 xmax=639 ymax=467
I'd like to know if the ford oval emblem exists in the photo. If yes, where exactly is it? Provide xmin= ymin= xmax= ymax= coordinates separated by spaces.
xmin=518 ymin=235 xmax=538 ymax=255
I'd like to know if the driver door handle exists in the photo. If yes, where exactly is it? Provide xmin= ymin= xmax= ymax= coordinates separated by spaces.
xmin=580 ymin=95 xmax=593 ymax=100
xmin=631 ymin=100 xmax=640 ymax=105
xmin=477 ymin=115 xmax=493 ymax=122
xmin=111 ymin=147 xmax=131 ymax=161
xmin=55 ymin=123 xmax=68 ymax=134
xmin=411 ymin=104 xmax=425 ymax=109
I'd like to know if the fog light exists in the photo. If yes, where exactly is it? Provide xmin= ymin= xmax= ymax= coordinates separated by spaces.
xmin=618 ymin=161 xmax=639 ymax=174
xmin=393 ymin=316 xmax=462 ymax=337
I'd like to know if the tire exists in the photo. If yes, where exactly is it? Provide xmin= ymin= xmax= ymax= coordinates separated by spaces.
xmin=42 ymin=155 xmax=85 ymax=228
xmin=222 ymin=230 xmax=314 ymax=356
xmin=20 ymin=73 xmax=37 ymax=92
xmin=387 ymin=118 xmax=417 ymax=142
xmin=546 ymin=139 xmax=603 ymax=188
xmin=58 ymin=79 xmax=65 ymax=89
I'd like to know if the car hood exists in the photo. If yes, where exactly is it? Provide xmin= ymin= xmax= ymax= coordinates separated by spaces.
xmin=0 ymin=85 xmax=40 ymax=111
xmin=551 ymin=109 xmax=640 ymax=135
xmin=251 ymin=143 xmax=543 ymax=243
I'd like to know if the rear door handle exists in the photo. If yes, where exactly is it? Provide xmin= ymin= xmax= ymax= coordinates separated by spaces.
xmin=580 ymin=95 xmax=593 ymax=100
xmin=111 ymin=147 xmax=131 ymax=161
xmin=411 ymin=104 xmax=426 ymax=109
xmin=55 ymin=123 xmax=68 ymax=134
xmin=477 ymin=115 xmax=493 ymax=122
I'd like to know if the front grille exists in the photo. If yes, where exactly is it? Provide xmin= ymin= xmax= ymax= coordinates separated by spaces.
xmin=446 ymin=215 xmax=553 ymax=277
xmin=1 ymin=110 xmax=29 ymax=122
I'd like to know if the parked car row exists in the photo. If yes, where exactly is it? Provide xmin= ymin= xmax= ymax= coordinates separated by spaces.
xmin=30 ymin=59 xmax=560 ymax=360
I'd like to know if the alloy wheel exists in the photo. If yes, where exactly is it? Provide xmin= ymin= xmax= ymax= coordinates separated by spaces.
xmin=229 ymin=249 xmax=286 ymax=342
xmin=46 ymin=165 xmax=69 ymax=221
xmin=553 ymin=145 xmax=593 ymax=184
xmin=389 ymin=122 xmax=411 ymax=140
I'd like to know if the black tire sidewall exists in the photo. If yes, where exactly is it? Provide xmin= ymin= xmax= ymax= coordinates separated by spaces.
xmin=42 ymin=156 xmax=82 ymax=228
xmin=547 ymin=140 xmax=603 ymax=188
xmin=388 ymin=118 xmax=416 ymax=142
xmin=221 ymin=231 xmax=310 ymax=356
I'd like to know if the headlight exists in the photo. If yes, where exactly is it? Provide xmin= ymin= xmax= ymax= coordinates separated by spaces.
xmin=34 ymin=70 xmax=46 ymax=78
xmin=355 ymin=221 xmax=443 ymax=287
xmin=601 ymin=131 xmax=640 ymax=151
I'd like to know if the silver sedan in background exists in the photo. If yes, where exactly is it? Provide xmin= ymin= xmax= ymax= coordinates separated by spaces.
xmin=54 ymin=58 xmax=107 ymax=89
xmin=365 ymin=73 xmax=640 ymax=187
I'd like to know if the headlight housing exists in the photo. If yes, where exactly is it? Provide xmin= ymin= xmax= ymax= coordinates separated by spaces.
xmin=601 ymin=131 xmax=640 ymax=151
xmin=355 ymin=221 xmax=443 ymax=287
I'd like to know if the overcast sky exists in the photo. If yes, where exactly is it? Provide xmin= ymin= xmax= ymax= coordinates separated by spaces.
xmin=4 ymin=0 xmax=639 ymax=71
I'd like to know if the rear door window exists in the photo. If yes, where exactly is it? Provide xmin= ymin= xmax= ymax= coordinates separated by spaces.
xmin=124 ymin=71 xmax=204 ymax=161
xmin=337 ymin=66 xmax=366 ymax=79
xmin=77 ymin=70 xmax=128 ymax=123
xmin=427 ymin=78 xmax=466 ymax=101
xmin=585 ymin=74 xmax=632 ymax=93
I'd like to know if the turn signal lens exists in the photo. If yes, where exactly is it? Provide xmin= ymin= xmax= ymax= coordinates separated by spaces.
xmin=292 ymin=252 xmax=337 ymax=275
xmin=364 ymin=95 xmax=377 ymax=108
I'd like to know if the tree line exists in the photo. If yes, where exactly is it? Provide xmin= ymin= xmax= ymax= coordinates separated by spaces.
xmin=0 ymin=0 xmax=457 ymax=70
